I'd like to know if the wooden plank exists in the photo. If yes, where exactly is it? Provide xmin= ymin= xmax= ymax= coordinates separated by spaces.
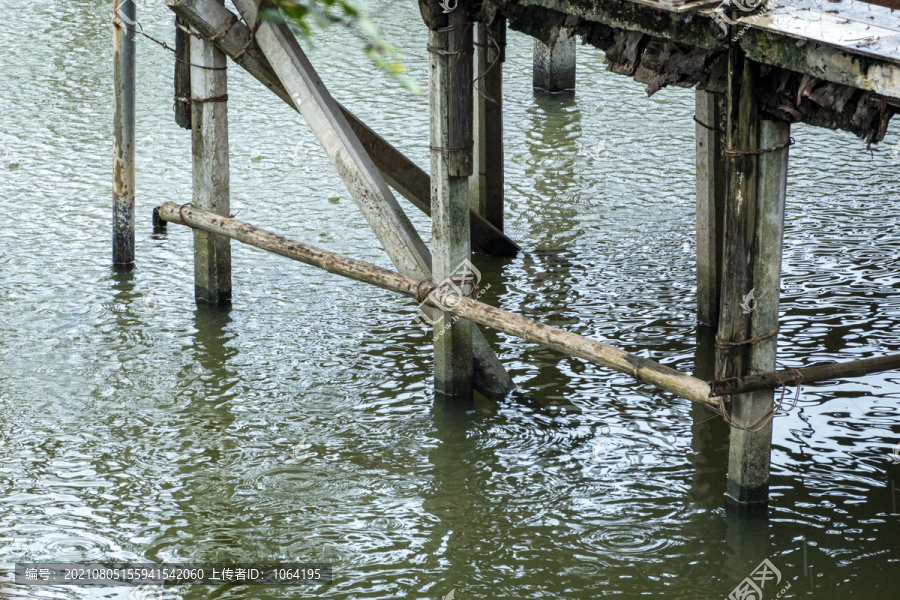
xmin=731 ymin=0 xmax=900 ymax=100
xmin=471 ymin=17 xmax=506 ymax=232
xmin=715 ymin=47 xmax=759 ymax=387
xmin=431 ymin=19 xmax=474 ymax=405
xmin=507 ymin=0 xmax=900 ymax=101
xmin=229 ymin=0 xmax=515 ymax=398
xmin=695 ymin=90 xmax=725 ymax=329
xmin=715 ymin=44 xmax=771 ymax=505
xmin=512 ymin=0 xmax=722 ymax=50
xmin=174 ymin=16 xmax=192 ymax=129
xmin=859 ymin=0 xmax=900 ymax=9
xmin=165 ymin=0 xmax=520 ymax=257
xmin=157 ymin=202 xmax=718 ymax=407
xmin=113 ymin=0 xmax=136 ymax=266
xmin=627 ymin=0 xmax=719 ymax=13
xmin=190 ymin=0 xmax=231 ymax=304
xmin=448 ymin=8 xmax=474 ymax=177
xmin=725 ymin=117 xmax=790 ymax=506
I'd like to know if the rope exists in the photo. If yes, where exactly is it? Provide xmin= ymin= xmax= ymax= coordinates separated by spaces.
xmin=716 ymin=362 xmax=802 ymax=432
xmin=233 ymin=21 xmax=259 ymax=62
xmin=430 ymin=143 xmax=473 ymax=153
xmin=175 ymin=95 xmax=229 ymax=105
xmin=113 ymin=17 xmax=227 ymax=70
xmin=175 ymin=14 xmax=237 ymax=43
xmin=716 ymin=328 xmax=779 ymax=350
xmin=426 ymin=44 xmax=472 ymax=56
xmin=473 ymin=14 xmax=503 ymax=106
xmin=437 ymin=22 xmax=471 ymax=33
xmin=724 ymin=137 xmax=795 ymax=157
xmin=693 ymin=114 xmax=723 ymax=133
xmin=415 ymin=274 xmax=479 ymax=304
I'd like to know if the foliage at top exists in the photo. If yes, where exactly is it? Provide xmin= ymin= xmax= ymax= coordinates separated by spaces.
xmin=259 ymin=0 xmax=421 ymax=93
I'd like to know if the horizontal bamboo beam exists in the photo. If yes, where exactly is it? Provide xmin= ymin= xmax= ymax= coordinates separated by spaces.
xmin=710 ymin=353 xmax=900 ymax=397
xmin=165 ymin=0 xmax=519 ymax=257
xmin=156 ymin=202 xmax=716 ymax=407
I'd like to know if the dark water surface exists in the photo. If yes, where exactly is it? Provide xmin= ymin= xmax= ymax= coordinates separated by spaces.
xmin=1 ymin=1 xmax=898 ymax=598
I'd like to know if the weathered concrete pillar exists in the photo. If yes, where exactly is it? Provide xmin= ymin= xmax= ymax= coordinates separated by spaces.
xmin=695 ymin=90 xmax=726 ymax=330
xmin=471 ymin=16 xmax=506 ymax=232
xmin=113 ymin=0 xmax=136 ymax=266
xmin=429 ymin=4 xmax=474 ymax=406
xmin=533 ymin=29 xmax=576 ymax=93
xmin=191 ymin=0 xmax=232 ymax=305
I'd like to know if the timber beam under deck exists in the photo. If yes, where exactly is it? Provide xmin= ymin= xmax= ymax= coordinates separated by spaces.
xmin=485 ymin=0 xmax=900 ymax=143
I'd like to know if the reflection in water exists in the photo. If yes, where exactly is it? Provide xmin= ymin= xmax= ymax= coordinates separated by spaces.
xmin=146 ymin=307 xmax=241 ymax=565
xmin=688 ymin=326 xmax=729 ymax=509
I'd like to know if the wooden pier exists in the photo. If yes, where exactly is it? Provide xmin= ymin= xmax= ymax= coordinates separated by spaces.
xmin=115 ymin=0 xmax=900 ymax=508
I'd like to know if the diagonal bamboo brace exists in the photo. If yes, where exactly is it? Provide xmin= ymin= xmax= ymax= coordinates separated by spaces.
xmin=157 ymin=202 xmax=717 ymax=408
xmin=173 ymin=0 xmax=514 ymax=398
xmin=165 ymin=0 xmax=519 ymax=257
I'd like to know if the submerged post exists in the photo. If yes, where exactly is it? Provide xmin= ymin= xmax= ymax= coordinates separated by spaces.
xmin=533 ymin=28 xmax=576 ymax=93
xmin=695 ymin=90 xmax=726 ymax=330
xmin=471 ymin=13 xmax=505 ymax=232
xmin=429 ymin=2 xmax=475 ymax=406
xmin=190 ymin=0 xmax=231 ymax=304
xmin=113 ymin=0 xmax=136 ymax=266
xmin=726 ymin=117 xmax=789 ymax=505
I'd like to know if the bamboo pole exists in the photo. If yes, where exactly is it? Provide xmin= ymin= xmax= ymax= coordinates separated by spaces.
xmin=710 ymin=353 xmax=900 ymax=396
xmin=113 ymin=0 xmax=136 ymax=266
xmin=164 ymin=0 xmax=519 ymax=257
xmin=156 ymin=202 xmax=717 ymax=407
